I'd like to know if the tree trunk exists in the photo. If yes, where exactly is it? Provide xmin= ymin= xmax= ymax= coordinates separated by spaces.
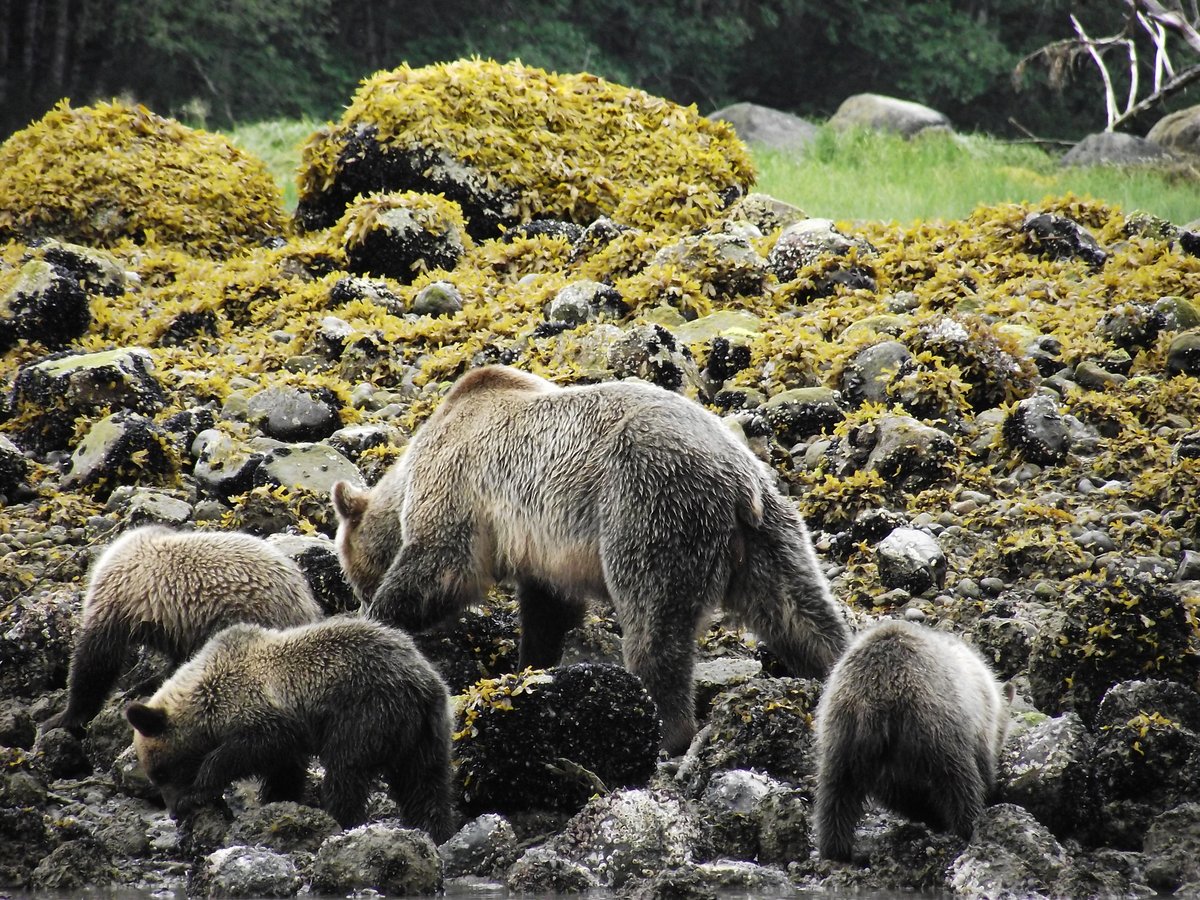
xmin=23 ymin=0 xmax=41 ymax=104
xmin=50 ymin=0 xmax=69 ymax=93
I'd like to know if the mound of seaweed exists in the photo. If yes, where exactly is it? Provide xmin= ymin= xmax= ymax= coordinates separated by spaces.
xmin=0 ymin=101 xmax=285 ymax=256
xmin=295 ymin=59 xmax=755 ymax=236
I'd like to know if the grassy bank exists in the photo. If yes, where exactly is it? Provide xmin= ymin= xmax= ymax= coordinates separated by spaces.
xmin=228 ymin=118 xmax=1200 ymax=226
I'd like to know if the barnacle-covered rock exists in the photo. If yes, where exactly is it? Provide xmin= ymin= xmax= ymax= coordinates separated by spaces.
xmin=607 ymin=323 xmax=700 ymax=393
xmin=505 ymin=846 xmax=599 ymax=893
xmin=30 ymin=836 xmax=118 ymax=890
xmin=761 ymin=387 xmax=845 ymax=444
xmin=830 ymin=413 xmax=958 ymax=491
xmin=767 ymin=217 xmax=874 ymax=283
xmin=0 ymin=100 xmax=284 ymax=255
xmin=1166 ymin=330 xmax=1200 ymax=377
xmin=412 ymin=599 xmax=520 ymax=694
xmin=697 ymin=769 xmax=783 ymax=861
xmin=332 ymin=191 xmax=471 ymax=282
xmin=311 ymin=824 xmax=442 ymax=896
xmin=719 ymin=191 xmax=806 ymax=234
xmin=839 ymin=340 xmax=913 ymax=407
xmin=266 ymin=533 xmax=357 ymax=615
xmin=0 ymin=433 xmax=30 ymax=499
xmin=875 ymin=527 xmax=946 ymax=595
xmin=946 ymin=804 xmax=1069 ymax=898
xmin=541 ymin=789 xmax=702 ymax=888
xmin=0 ymin=258 xmax=91 ymax=353
xmin=454 ymin=663 xmax=661 ymax=815
xmin=1021 ymin=212 xmax=1108 ymax=270
xmin=1099 ymin=296 xmax=1200 ymax=351
xmin=438 ymin=813 xmax=519 ymax=878
xmin=1026 ymin=572 xmax=1200 ymax=721
xmin=8 ymin=348 xmax=166 ymax=455
xmin=193 ymin=845 xmax=302 ymax=899
xmin=229 ymin=803 xmax=339 ymax=855
xmin=1003 ymin=394 xmax=1071 ymax=466
xmin=60 ymin=411 xmax=178 ymax=497
xmin=1143 ymin=803 xmax=1200 ymax=894
xmin=296 ymin=60 xmax=753 ymax=236
xmin=192 ymin=429 xmax=268 ymax=501
xmin=546 ymin=280 xmax=624 ymax=326
xmin=1091 ymin=680 xmax=1200 ymax=848
xmin=999 ymin=712 xmax=1097 ymax=841
xmin=651 ymin=228 xmax=766 ymax=300
xmin=906 ymin=315 xmax=1038 ymax=412
xmin=679 ymin=677 xmax=821 ymax=797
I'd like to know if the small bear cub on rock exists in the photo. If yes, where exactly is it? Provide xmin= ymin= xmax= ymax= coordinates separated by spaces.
xmin=814 ymin=619 xmax=1012 ymax=861
xmin=45 ymin=525 xmax=322 ymax=736
xmin=332 ymin=364 xmax=851 ymax=754
xmin=126 ymin=616 xmax=457 ymax=842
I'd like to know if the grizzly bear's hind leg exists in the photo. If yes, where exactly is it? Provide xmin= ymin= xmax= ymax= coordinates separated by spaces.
xmin=43 ymin=616 xmax=132 ymax=736
xmin=516 ymin=579 xmax=587 ymax=670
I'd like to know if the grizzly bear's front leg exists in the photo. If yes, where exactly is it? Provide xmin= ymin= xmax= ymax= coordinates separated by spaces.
xmin=181 ymin=718 xmax=307 ymax=815
xmin=370 ymin=526 xmax=481 ymax=632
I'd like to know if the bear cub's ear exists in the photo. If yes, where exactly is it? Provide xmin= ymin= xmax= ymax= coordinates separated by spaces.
xmin=331 ymin=481 xmax=368 ymax=526
xmin=126 ymin=702 xmax=170 ymax=737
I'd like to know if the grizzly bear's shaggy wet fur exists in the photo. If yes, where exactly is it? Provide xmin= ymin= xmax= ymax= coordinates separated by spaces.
xmin=44 ymin=525 xmax=322 ymax=736
xmin=333 ymin=365 xmax=851 ymax=753
xmin=813 ymin=619 xmax=1012 ymax=860
xmin=126 ymin=616 xmax=457 ymax=841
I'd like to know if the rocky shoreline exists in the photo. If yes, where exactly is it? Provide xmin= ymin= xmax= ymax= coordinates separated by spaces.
xmin=2 ymin=60 xmax=1199 ymax=898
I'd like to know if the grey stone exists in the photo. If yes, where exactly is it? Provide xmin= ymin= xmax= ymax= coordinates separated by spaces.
xmin=324 ymin=423 xmax=397 ymax=461
xmin=625 ymin=860 xmax=793 ymax=899
xmin=0 ymin=258 xmax=90 ymax=353
xmin=999 ymin=712 xmax=1096 ymax=840
xmin=543 ymin=789 xmax=702 ymax=888
xmin=607 ymin=323 xmax=701 ymax=394
xmin=1061 ymin=131 xmax=1176 ymax=167
xmin=1146 ymin=103 xmax=1200 ymax=156
xmin=0 ymin=698 xmax=36 ymax=749
xmin=412 ymin=280 xmax=464 ymax=317
xmin=653 ymin=230 xmax=766 ymax=298
xmin=860 ymin=414 xmax=957 ymax=490
xmin=329 ymin=275 xmax=405 ymax=315
xmin=875 ymin=527 xmax=946 ymax=595
xmin=829 ymin=93 xmax=952 ymax=137
xmin=229 ymin=802 xmax=338 ymax=854
xmin=1022 ymin=212 xmax=1107 ymax=269
xmin=505 ymin=847 xmax=599 ymax=893
xmin=243 ymin=386 xmax=342 ymax=442
xmin=105 ymin=486 xmax=193 ymax=528
xmin=311 ymin=824 xmax=443 ymax=895
xmin=201 ymin=846 xmax=301 ymax=899
xmin=1177 ymin=549 xmax=1200 ymax=582
xmin=547 ymin=280 xmax=621 ymax=325
xmin=693 ymin=657 xmax=761 ymax=716
xmin=30 ymin=837 xmax=116 ymax=890
xmin=708 ymin=102 xmax=819 ymax=152
xmin=1166 ymin=329 xmax=1200 ymax=376
xmin=719 ymin=192 xmax=808 ymax=234
xmin=767 ymin=217 xmax=872 ymax=282
xmin=840 ymin=340 xmax=913 ymax=406
xmin=343 ymin=197 xmax=469 ymax=282
xmin=439 ymin=813 xmax=519 ymax=878
xmin=32 ymin=726 xmax=90 ymax=778
xmin=1074 ymin=359 xmax=1127 ymax=390
xmin=253 ymin=442 xmax=363 ymax=498
xmin=192 ymin=429 xmax=267 ymax=500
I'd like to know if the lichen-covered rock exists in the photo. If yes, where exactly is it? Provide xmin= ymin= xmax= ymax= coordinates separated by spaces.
xmin=333 ymin=191 xmax=471 ymax=282
xmin=0 ymin=100 xmax=284 ymax=255
xmin=60 ymin=411 xmax=179 ymax=497
xmin=999 ymin=712 xmax=1096 ymax=840
xmin=696 ymin=769 xmax=783 ymax=861
xmin=8 ymin=347 xmax=166 ymax=455
xmin=1026 ymin=571 xmax=1200 ymax=721
xmin=543 ymin=789 xmax=702 ymax=888
xmin=439 ymin=813 xmax=520 ymax=878
xmin=946 ymin=804 xmax=1069 ymax=899
xmin=828 ymin=813 xmax=966 ymax=892
xmin=1021 ymin=212 xmax=1107 ymax=270
xmin=761 ymin=387 xmax=845 ymax=444
xmin=295 ymin=60 xmax=752 ymax=236
xmin=875 ymin=527 xmax=946 ymax=595
xmin=679 ymin=677 xmax=821 ymax=797
xmin=1143 ymin=803 xmax=1200 ymax=894
xmin=228 ymin=802 xmax=338 ymax=854
xmin=243 ymin=386 xmax=343 ymax=442
xmin=0 ymin=258 xmax=90 ymax=353
xmin=311 ymin=824 xmax=443 ymax=895
xmin=455 ymin=664 xmax=661 ymax=814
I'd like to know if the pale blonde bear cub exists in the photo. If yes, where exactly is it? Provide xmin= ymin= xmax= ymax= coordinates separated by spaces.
xmin=332 ymin=364 xmax=852 ymax=754
xmin=44 ymin=525 xmax=322 ymax=736
xmin=814 ymin=619 xmax=1014 ymax=861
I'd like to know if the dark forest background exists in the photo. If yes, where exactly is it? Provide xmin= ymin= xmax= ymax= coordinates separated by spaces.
xmin=0 ymin=0 xmax=1192 ymax=141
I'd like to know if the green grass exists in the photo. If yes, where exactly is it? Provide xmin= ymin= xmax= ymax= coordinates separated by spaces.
xmin=753 ymin=126 xmax=1200 ymax=226
xmin=226 ymin=117 xmax=1200 ymax=226
xmin=226 ymin=118 xmax=320 ymax=212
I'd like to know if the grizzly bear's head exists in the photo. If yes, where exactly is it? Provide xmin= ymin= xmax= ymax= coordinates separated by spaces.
xmin=126 ymin=700 xmax=207 ymax=816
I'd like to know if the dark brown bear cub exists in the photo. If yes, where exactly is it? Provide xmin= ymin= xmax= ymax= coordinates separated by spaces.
xmin=813 ymin=619 xmax=1011 ymax=861
xmin=126 ymin=616 xmax=456 ymax=842
xmin=332 ymin=364 xmax=852 ymax=754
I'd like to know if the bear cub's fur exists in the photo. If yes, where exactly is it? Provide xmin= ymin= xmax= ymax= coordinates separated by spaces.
xmin=813 ymin=619 xmax=1012 ymax=861
xmin=332 ymin=365 xmax=851 ymax=753
xmin=44 ymin=525 xmax=322 ymax=736
xmin=126 ymin=616 xmax=456 ymax=841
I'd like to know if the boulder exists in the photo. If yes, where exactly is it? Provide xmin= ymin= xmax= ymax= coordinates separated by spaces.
xmin=1146 ymin=103 xmax=1200 ymax=156
xmin=505 ymin=846 xmax=599 ymax=893
xmin=0 ymin=258 xmax=90 ymax=353
xmin=335 ymin=191 xmax=471 ymax=282
xmin=1021 ymin=212 xmax=1107 ymax=270
xmin=707 ymin=102 xmax=819 ymax=152
xmin=547 ymin=279 xmax=625 ymax=326
xmin=60 ymin=411 xmax=177 ymax=496
xmin=839 ymin=340 xmax=913 ymax=406
xmin=1003 ymin=394 xmax=1071 ymax=466
xmin=1143 ymin=802 xmax=1200 ymax=894
xmin=999 ymin=712 xmax=1097 ymax=840
xmin=266 ymin=533 xmax=357 ymax=615
xmin=946 ymin=804 xmax=1069 ymax=898
xmin=228 ymin=802 xmax=338 ymax=854
xmin=439 ymin=813 xmax=520 ymax=878
xmin=243 ymin=386 xmax=343 ymax=442
xmin=1060 ymin=132 xmax=1176 ymax=167
xmin=1166 ymin=329 xmax=1200 ymax=377
xmin=875 ymin=527 xmax=946 ymax=595
xmin=762 ymin=387 xmax=845 ymax=444
xmin=0 ymin=433 xmax=30 ymax=500
xmin=311 ymin=824 xmax=443 ymax=895
xmin=196 ymin=845 xmax=301 ymax=899
xmin=829 ymin=93 xmax=952 ymax=137
xmin=697 ymin=769 xmax=784 ymax=860
xmin=455 ymin=663 xmax=661 ymax=815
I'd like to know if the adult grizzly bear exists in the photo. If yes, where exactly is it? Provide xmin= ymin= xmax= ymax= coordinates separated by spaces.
xmin=332 ymin=365 xmax=850 ymax=753
xmin=126 ymin=616 xmax=456 ymax=841
xmin=813 ymin=619 xmax=1012 ymax=860
xmin=43 ymin=525 xmax=322 ymax=736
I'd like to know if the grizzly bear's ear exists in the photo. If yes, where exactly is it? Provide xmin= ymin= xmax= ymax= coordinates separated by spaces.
xmin=331 ymin=481 xmax=368 ymax=526
xmin=126 ymin=702 xmax=170 ymax=737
